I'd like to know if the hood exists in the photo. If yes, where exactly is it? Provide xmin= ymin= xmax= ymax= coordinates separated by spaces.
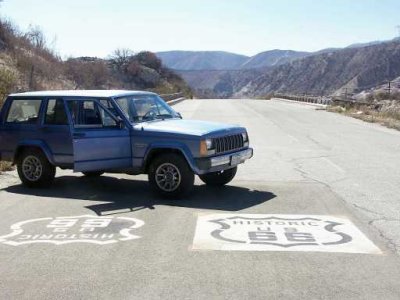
xmin=133 ymin=119 xmax=243 ymax=136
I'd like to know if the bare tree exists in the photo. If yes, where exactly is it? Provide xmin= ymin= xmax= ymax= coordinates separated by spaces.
xmin=24 ymin=25 xmax=46 ymax=49
xmin=109 ymin=48 xmax=134 ymax=70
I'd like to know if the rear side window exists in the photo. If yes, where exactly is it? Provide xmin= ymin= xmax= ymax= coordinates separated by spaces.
xmin=45 ymin=99 xmax=68 ymax=125
xmin=6 ymin=99 xmax=42 ymax=124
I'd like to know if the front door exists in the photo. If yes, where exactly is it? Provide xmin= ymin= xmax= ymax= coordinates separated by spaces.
xmin=66 ymin=99 xmax=131 ymax=172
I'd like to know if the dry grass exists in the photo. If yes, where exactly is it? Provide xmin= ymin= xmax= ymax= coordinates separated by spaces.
xmin=327 ymin=105 xmax=346 ymax=113
xmin=328 ymin=105 xmax=400 ymax=131
xmin=0 ymin=161 xmax=14 ymax=173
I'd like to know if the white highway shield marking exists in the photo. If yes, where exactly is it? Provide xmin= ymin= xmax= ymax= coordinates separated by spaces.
xmin=192 ymin=214 xmax=381 ymax=254
xmin=0 ymin=215 xmax=145 ymax=246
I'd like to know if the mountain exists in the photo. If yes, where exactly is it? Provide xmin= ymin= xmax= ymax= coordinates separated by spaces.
xmin=155 ymin=51 xmax=248 ymax=70
xmin=236 ymin=40 xmax=400 ymax=97
xmin=157 ymin=49 xmax=311 ymax=71
xmin=178 ymin=69 xmax=263 ymax=98
xmin=177 ymin=40 xmax=400 ymax=98
xmin=240 ymin=50 xmax=310 ymax=69
xmin=346 ymin=41 xmax=384 ymax=49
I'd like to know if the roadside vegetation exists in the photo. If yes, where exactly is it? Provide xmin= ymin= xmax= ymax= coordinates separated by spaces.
xmin=0 ymin=16 xmax=192 ymax=172
xmin=328 ymin=91 xmax=400 ymax=131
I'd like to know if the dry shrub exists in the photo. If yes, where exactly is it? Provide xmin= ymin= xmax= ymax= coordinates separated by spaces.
xmin=0 ymin=161 xmax=13 ymax=173
xmin=327 ymin=106 xmax=346 ymax=113
xmin=330 ymin=104 xmax=400 ymax=131
xmin=65 ymin=58 xmax=110 ymax=89
xmin=0 ymin=68 xmax=16 ymax=105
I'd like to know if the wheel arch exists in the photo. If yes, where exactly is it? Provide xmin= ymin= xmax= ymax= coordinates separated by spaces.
xmin=14 ymin=140 xmax=55 ymax=165
xmin=143 ymin=145 xmax=197 ymax=173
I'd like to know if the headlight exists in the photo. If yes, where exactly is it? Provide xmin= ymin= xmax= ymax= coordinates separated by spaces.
xmin=205 ymin=138 xmax=213 ymax=149
xmin=200 ymin=138 xmax=214 ymax=156
xmin=241 ymin=132 xmax=248 ymax=142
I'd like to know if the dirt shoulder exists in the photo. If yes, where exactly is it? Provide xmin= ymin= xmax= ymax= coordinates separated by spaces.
xmin=328 ymin=100 xmax=400 ymax=131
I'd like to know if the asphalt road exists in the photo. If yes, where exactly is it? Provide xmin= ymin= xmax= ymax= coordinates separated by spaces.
xmin=1 ymin=99 xmax=400 ymax=299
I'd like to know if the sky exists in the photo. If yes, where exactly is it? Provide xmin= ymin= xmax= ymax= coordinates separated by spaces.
xmin=1 ymin=0 xmax=400 ymax=58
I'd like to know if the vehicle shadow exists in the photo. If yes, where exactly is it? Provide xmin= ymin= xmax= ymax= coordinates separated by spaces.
xmin=4 ymin=175 xmax=276 ymax=216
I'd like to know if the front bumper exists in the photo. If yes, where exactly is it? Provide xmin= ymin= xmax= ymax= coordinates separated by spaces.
xmin=195 ymin=148 xmax=253 ymax=174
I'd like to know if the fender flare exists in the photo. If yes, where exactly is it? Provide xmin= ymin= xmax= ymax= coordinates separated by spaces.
xmin=14 ymin=140 xmax=55 ymax=165
xmin=143 ymin=143 xmax=198 ymax=173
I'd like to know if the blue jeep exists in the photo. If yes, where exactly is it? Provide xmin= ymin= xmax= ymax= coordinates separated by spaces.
xmin=0 ymin=90 xmax=253 ymax=197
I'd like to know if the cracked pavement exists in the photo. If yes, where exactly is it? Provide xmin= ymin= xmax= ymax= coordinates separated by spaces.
xmin=203 ymin=99 xmax=400 ymax=254
xmin=1 ymin=99 xmax=400 ymax=299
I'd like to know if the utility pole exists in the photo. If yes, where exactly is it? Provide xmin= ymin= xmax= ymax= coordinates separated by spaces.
xmin=28 ymin=65 xmax=34 ymax=89
xmin=385 ymin=81 xmax=391 ymax=98
xmin=344 ymin=88 xmax=348 ymax=100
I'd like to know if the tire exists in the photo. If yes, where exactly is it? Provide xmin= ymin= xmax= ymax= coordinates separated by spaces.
xmin=148 ymin=153 xmax=194 ymax=198
xmin=199 ymin=167 xmax=237 ymax=186
xmin=17 ymin=148 xmax=56 ymax=188
xmin=82 ymin=171 xmax=104 ymax=177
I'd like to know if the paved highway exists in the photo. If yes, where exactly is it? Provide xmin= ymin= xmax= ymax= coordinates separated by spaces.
xmin=1 ymin=99 xmax=400 ymax=299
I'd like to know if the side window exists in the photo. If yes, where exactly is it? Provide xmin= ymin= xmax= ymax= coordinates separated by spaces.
xmin=6 ymin=99 xmax=42 ymax=124
xmin=45 ymin=99 xmax=68 ymax=125
xmin=115 ymin=97 xmax=131 ymax=121
xmin=82 ymin=101 xmax=101 ymax=125
xmin=67 ymin=100 xmax=117 ymax=128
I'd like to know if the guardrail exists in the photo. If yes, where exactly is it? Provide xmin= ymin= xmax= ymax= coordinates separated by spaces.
xmin=159 ymin=92 xmax=185 ymax=106
xmin=274 ymin=93 xmax=332 ymax=105
xmin=160 ymin=92 xmax=184 ymax=101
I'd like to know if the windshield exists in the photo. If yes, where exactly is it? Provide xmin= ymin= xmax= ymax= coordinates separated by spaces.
xmin=114 ymin=94 xmax=178 ymax=123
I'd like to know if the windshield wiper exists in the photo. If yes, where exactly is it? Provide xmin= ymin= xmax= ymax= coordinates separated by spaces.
xmin=154 ymin=114 xmax=174 ymax=119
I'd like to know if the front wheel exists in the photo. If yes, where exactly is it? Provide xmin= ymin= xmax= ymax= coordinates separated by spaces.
xmin=148 ymin=153 xmax=194 ymax=198
xmin=199 ymin=167 xmax=237 ymax=186
xmin=17 ymin=148 xmax=56 ymax=188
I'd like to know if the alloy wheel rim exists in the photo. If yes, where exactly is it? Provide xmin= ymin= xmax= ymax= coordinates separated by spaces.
xmin=22 ymin=155 xmax=43 ymax=181
xmin=155 ymin=163 xmax=181 ymax=192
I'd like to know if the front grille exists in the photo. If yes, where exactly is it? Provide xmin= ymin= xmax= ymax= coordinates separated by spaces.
xmin=213 ymin=134 xmax=244 ymax=154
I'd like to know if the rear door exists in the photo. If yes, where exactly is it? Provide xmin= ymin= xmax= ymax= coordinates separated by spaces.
xmin=66 ymin=98 xmax=131 ymax=172
xmin=40 ymin=98 xmax=73 ymax=165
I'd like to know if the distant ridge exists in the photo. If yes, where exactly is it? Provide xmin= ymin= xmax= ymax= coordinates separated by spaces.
xmin=240 ymin=50 xmax=310 ymax=69
xmin=155 ymin=51 xmax=248 ymax=71
xmin=157 ymin=38 xmax=400 ymax=72
xmin=173 ymin=40 xmax=400 ymax=98
xmin=156 ymin=50 xmax=308 ymax=70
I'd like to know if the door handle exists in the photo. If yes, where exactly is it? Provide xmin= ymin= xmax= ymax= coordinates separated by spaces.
xmin=73 ymin=132 xmax=86 ymax=138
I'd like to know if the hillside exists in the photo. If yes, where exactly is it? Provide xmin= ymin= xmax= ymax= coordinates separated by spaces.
xmin=157 ymin=49 xmax=309 ymax=71
xmin=240 ymin=50 xmax=310 ymax=69
xmin=178 ymin=69 xmax=263 ymax=98
xmin=0 ymin=19 xmax=191 ymax=105
xmin=176 ymin=40 xmax=400 ymax=98
xmin=236 ymin=40 xmax=400 ymax=97
xmin=156 ymin=51 xmax=248 ymax=70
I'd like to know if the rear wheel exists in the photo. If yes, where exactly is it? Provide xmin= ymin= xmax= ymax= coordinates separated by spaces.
xmin=148 ymin=153 xmax=194 ymax=198
xmin=17 ymin=148 xmax=56 ymax=188
xmin=82 ymin=171 xmax=104 ymax=177
xmin=199 ymin=167 xmax=237 ymax=186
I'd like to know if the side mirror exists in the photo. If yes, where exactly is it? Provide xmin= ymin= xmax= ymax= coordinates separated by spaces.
xmin=177 ymin=112 xmax=182 ymax=119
